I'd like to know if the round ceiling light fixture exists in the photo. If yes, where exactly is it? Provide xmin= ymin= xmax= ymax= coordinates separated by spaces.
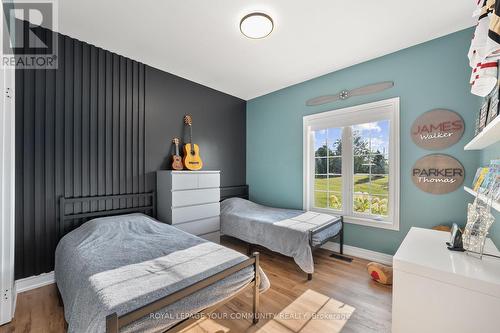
xmin=240 ymin=12 xmax=274 ymax=39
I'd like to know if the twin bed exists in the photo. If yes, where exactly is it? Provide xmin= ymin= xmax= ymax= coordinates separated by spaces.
xmin=220 ymin=185 xmax=344 ymax=280
xmin=55 ymin=187 xmax=343 ymax=332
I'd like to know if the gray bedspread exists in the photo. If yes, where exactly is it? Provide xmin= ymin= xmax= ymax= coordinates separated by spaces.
xmin=55 ymin=213 xmax=270 ymax=333
xmin=221 ymin=198 xmax=342 ymax=274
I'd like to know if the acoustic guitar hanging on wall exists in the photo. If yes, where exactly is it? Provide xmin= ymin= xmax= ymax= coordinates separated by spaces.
xmin=183 ymin=115 xmax=203 ymax=170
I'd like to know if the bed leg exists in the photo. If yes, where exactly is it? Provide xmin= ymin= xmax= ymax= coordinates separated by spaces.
xmin=340 ymin=219 xmax=344 ymax=255
xmin=56 ymin=288 xmax=63 ymax=307
xmin=307 ymin=273 xmax=312 ymax=281
xmin=252 ymin=252 xmax=260 ymax=324
xmin=106 ymin=313 xmax=119 ymax=333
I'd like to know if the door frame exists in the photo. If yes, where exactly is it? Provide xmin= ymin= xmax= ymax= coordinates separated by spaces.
xmin=0 ymin=64 xmax=16 ymax=324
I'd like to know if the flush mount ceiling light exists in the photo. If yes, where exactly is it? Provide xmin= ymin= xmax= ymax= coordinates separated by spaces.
xmin=240 ymin=12 xmax=274 ymax=39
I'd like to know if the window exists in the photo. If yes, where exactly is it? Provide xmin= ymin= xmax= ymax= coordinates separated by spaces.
xmin=303 ymin=98 xmax=400 ymax=230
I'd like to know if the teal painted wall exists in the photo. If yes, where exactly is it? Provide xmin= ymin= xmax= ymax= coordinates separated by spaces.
xmin=479 ymin=142 xmax=500 ymax=246
xmin=247 ymin=28 xmax=486 ymax=255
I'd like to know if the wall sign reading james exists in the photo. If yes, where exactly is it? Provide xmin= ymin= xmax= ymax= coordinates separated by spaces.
xmin=411 ymin=109 xmax=464 ymax=150
xmin=412 ymin=154 xmax=464 ymax=194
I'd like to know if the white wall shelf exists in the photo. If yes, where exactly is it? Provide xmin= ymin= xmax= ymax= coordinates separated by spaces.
xmin=464 ymin=186 xmax=500 ymax=212
xmin=464 ymin=116 xmax=500 ymax=150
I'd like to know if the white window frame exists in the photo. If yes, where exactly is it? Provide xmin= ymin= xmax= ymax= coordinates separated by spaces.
xmin=303 ymin=97 xmax=400 ymax=231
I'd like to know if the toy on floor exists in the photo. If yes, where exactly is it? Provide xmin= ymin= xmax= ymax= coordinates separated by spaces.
xmin=367 ymin=262 xmax=393 ymax=285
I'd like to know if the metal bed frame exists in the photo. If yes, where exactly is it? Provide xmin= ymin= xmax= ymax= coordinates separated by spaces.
xmin=220 ymin=185 xmax=348 ymax=281
xmin=59 ymin=192 xmax=157 ymax=235
xmin=58 ymin=192 xmax=261 ymax=333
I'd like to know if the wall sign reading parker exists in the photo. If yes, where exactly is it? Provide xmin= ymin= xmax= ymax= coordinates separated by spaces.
xmin=411 ymin=109 xmax=464 ymax=150
xmin=412 ymin=154 xmax=465 ymax=194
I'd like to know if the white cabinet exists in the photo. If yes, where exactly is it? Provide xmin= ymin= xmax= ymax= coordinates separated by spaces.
xmin=157 ymin=170 xmax=221 ymax=243
xmin=392 ymin=227 xmax=500 ymax=333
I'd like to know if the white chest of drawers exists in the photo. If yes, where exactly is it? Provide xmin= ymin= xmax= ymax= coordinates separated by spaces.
xmin=157 ymin=170 xmax=221 ymax=243
xmin=392 ymin=227 xmax=500 ymax=333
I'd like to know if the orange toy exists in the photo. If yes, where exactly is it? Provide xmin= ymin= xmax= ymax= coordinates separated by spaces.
xmin=367 ymin=262 xmax=393 ymax=285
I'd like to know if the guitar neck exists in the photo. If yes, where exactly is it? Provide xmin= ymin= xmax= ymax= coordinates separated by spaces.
xmin=189 ymin=125 xmax=194 ymax=153
xmin=175 ymin=142 xmax=179 ymax=156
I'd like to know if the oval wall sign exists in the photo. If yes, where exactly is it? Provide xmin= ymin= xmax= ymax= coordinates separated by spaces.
xmin=412 ymin=154 xmax=465 ymax=194
xmin=411 ymin=109 xmax=464 ymax=150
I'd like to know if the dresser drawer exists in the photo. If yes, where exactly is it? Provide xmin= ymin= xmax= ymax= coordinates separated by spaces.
xmin=198 ymin=173 xmax=220 ymax=189
xmin=171 ymin=188 xmax=220 ymax=207
xmin=171 ymin=202 xmax=220 ymax=224
xmin=175 ymin=216 xmax=220 ymax=235
xmin=171 ymin=172 xmax=220 ymax=190
xmin=199 ymin=231 xmax=220 ymax=244
xmin=171 ymin=173 xmax=198 ymax=190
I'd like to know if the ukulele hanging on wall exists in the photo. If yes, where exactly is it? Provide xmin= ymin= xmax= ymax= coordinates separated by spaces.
xmin=171 ymin=137 xmax=183 ymax=170
xmin=183 ymin=115 xmax=203 ymax=170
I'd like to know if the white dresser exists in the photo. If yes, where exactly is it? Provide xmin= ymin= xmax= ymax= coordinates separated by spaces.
xmin=392 ymin=227 xmax=500 ymax=333
xmin=157 ymin=170 xmax=221 ymax=243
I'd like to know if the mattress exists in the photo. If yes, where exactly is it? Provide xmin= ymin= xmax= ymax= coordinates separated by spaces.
xmin=221 ymin=198 xmax=342 ymax=274
xmin=55 ymin=213 xmax=270 ymax=333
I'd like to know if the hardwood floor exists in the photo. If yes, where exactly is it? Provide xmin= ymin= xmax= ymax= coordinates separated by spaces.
xmin=0 ymin=237 xmax=392 ymax=333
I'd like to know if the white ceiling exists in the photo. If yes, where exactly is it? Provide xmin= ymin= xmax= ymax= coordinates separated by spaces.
xmin=55 ymin=1 xmax=476 ymax=100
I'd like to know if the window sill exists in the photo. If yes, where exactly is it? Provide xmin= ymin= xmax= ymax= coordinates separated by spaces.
xmin=310 ymin=208 xmax=399 ymax=231
xmin=344 ymin=215 xmax=399 ymax=231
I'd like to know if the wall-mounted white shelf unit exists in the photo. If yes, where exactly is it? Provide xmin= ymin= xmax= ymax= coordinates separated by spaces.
xmin=464 ymin=116 xmax=500 ymax=150
xmin=464 ymin=186 xmax=500 ymax=212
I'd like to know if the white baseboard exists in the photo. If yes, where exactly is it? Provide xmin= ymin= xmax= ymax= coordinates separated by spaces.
xmin=15 ymin=271 xmax=55 ymax=294
xmin=322 ymin=242 xmax=393 ymax=266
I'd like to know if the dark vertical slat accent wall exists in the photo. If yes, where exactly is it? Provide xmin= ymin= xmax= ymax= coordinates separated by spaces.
xmin=15 ymin=27 xmax=246 ymax=279
xmin=15 ymin=32 xmax=146 ymax=279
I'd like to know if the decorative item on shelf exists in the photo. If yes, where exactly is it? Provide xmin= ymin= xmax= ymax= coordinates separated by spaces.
xmin=468 ymin=0 xmax=500 ymax=97
xmin=171 ymin=137 xmax=183 ymax=170
xmin=463 ymin=191 xmax=496 ymax=258
xmin=410 ymin=109 xmax=464 ymax=150
xmin=487 ymin=83 xmax=499 ymax=125
xmin=366 ymin=262 xmax=393 ymax=285
xmin=305 ymin=81 xmax=394 ymax=106
xmin=479 ymin=162 xmax=497 ymax=195
xmin=470 ymin=60 xmax=498 ymax=97
xmin=411 ymin=154 xmax=465 ymax=194
xmin=473 ymin=166 xmax=490 ymax=192
xmin=473 ymin=160 xmax=500 ymax=195
xmin=478 ymin=97 xmax=490 ymax=132
xmin=474 ymin=111 xmax=481 ymax=136
xmin=492 ymin=174 xmax=500 ymax=204
xmin=463 ymin=159 xmax=498 ymax=258
xmin=183 ymin=115 xmax=203 ymax=171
